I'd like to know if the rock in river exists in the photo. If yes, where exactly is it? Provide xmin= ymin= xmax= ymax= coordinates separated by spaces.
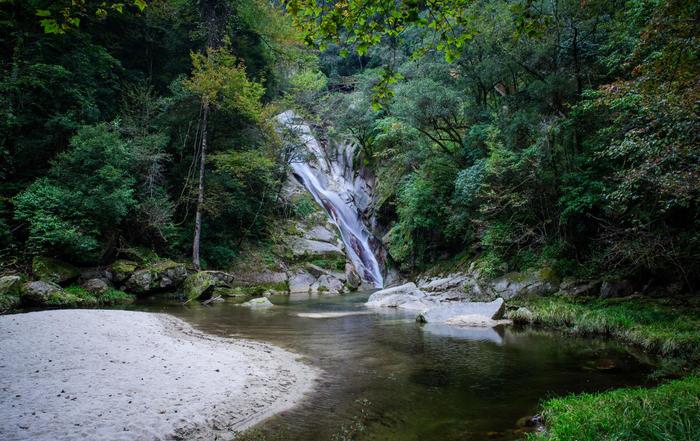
xmin=417 ymin=298 xmax=505 ymax=324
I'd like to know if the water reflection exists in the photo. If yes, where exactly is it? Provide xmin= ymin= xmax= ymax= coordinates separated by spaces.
xmin=133 ymin=292 xmax=651 ymax=441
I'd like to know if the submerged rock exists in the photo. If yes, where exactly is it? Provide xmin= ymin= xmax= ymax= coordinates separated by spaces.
xmin=417 ymin=298 xmax=505 ymax=324
xmin=241 ymin=297 xmax=274 ymax=308
xmin=32 ymin=256 xmax=79 ymax=285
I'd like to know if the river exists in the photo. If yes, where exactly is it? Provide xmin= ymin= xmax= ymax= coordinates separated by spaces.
xmin=135 ymin=291 xmax=651 ymax=440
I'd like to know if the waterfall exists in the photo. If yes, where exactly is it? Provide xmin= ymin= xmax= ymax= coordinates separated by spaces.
xmin=277 ymin=111 xmax=384 ymax=288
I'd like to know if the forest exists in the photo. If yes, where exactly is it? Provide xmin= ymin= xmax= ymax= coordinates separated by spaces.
xmin=2 ymin=0 xmax=698 ymax=287
xmin=0 ymin=0 xmax=699 ymax=440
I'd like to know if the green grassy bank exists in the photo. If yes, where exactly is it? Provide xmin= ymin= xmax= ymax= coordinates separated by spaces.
xmin=510 ymin=295 xmax=700 ymax=440
xmin=527 ymin=376 xmax=700 ymax=441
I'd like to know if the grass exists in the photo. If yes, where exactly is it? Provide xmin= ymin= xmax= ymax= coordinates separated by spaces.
xmin=527 ymin=376 xmax=700 ymax=441
xmin=509 ymin=295 xmax=700 ymax=361
xmin=509 ymin=295 xmax=700 ymax=440
xmin=61 ymin=285 xmax=135 ymax=307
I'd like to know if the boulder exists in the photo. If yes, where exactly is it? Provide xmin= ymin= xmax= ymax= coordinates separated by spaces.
xmin=0 ymin=275 xmax=22 ymax=311
xmin=417 ymin=273 xmax=470 ymax=292
xmin=396 ymin=298 xmax=435 ymax=312
xmin=490 ymin=268 xmax=559 ymax=300
xmin=241 ymin=297 xmax=274 ymax=308
xmin=21 ymin=281 xmax=65 ymax=306
xmin=82 ymin=278 xmax=109 ymax=295
xmin=203 ymin=271 xmax=235 ymax=287
xmin=125 ymin=260 xmax=187 ymax=294
xmin=560 ymin=280 xmax=601 ymax=297
xmin=303 ymin=225 xmax=337 ymax=243
xmin=32 ymin=256 xmax=79 ymax=285
xmin=182 ymin=272 xmax=217 ymax=301
xmin=288 ymin=269 xmax=317 ymax=293
xmin=110 ymin=260 xmax=138 ymax=283
xmin=600 ymin=280 xmax=634 ymax=299
xmin=444 ymin=315 xmax=512 ymax=327
xmin=345 ymin=262 xmax=362 ymax=290
xmin=288 ymin=237 xmax=345 ymax=259
xmin=310 ymin=274 xmax=345 ymax=295
xmin=305 ymin=263 xmax=346 ymax=282
xmin=417 ymin=298 xmax=505 ymax=323
xmin=365 ymin=283 xmax=425 ymax=308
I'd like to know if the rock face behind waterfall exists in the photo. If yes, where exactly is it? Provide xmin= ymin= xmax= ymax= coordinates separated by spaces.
xmin=276 ymin=110 xmax=385 ymax=288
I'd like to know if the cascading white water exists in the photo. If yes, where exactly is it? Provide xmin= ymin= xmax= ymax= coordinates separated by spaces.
xmin=277 ymin=111 xmax=384 ymax=288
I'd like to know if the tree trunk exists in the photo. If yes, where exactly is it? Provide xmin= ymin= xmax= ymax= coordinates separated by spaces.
xmin=192 ymin=100 xmax=209 ymax=270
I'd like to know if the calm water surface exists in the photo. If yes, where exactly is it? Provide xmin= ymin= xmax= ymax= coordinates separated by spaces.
xmin=135 ymin=292 xmax=651 ymax=441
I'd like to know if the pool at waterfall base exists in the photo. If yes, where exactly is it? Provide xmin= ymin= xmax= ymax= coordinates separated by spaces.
xmin=136 ymin=292 xmax=652 ymax=441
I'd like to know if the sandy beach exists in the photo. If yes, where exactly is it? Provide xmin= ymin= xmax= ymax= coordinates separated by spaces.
xmin=0 ymin=309 xmax=318 ymax=440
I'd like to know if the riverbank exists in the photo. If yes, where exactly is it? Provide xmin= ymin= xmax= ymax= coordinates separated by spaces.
xmin=0 ymin=310 xmax=319 ymax=440
xmin=508 ymin=295 xmax=700 ymax=441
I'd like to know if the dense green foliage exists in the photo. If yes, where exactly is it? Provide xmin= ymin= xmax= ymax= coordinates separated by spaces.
xmin=528 ymin=376 xmax=700 ymax=441
xmin=1 ymin=0 xmax=309 ymax=269
xmin=296 ymin=0 xmax=699 ymax=286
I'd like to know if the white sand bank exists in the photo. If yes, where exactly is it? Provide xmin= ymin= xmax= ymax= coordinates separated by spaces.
xmin=0 ymin=310 xmax=318 ymax=440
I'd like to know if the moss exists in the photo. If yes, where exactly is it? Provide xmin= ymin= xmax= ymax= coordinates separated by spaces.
xmin=537 ymin=266 xmax=559 ymax=284
xmin=307 ymin=256 xmax=346 ymax=271
xmin=528 ymin=376 xmax=700 ymax=441
xmin=111 ymin=259 xmax=138 ymax=275
xmin=32 ymin=256 xmax=79 ymax=284
xmin=317 ymin=285 xmax=329 ymax=293
xmin=182 ymin=272 xmax=216 ymax=301
xmin=62 ymin=285 xmax=135 ymax=306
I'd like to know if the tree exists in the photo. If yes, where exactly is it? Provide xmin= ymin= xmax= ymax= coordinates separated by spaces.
xmin=14 ymin=125 xmax=136 ymax=261
xmin=183 ymin=46 xmax=264 ymax=269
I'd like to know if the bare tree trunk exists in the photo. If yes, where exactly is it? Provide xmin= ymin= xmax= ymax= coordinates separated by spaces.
xmin=192 ymin=100 xmax=209 ymax=270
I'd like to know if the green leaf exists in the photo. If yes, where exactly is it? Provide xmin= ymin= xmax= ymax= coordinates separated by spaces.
xmin=35 ymin=9 xmax=51 ymax=17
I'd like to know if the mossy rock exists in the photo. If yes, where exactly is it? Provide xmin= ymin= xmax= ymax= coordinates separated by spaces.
xmin=32 ymin=256 xmax=79 ymax=285
xmin=21 ymin=281 xmax=69 ymax=306
xmin=111 ymin=260 xmax=138 ymax=283
xmin=183 ymin=272 xmax=217 ymax=301
xmin=125 ymin=260 xmax=187 ymax=294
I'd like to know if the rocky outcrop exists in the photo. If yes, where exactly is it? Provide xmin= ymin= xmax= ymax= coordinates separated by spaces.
xmin=125 ymin=260 xmax=187 ymax=294
xmin=32 ymin=257 xmax=79 ymax=285
xmin=490 ymin=268 xmax=559 ymax=300
xmin=288 ymin=237 xmax=345 ymax=260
